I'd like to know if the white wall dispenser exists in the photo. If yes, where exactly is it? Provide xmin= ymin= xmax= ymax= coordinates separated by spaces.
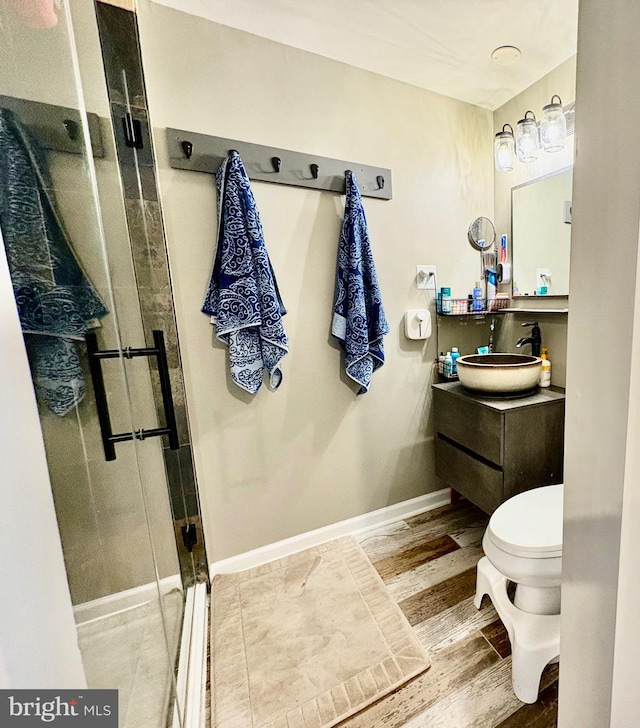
xmin=404 ymin=309 xmax=432 ymax=340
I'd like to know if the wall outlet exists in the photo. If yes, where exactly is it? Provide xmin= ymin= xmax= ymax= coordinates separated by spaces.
xmin=416 ymin=265 xmax=437 ymax=290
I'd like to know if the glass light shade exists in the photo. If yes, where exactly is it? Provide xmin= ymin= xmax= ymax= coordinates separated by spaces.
xmin=540 ymin=94 xmax=567 ymax=152
xmin=494 ymin=124 xmax=515 ymax=172
xmin=515 ymin=110 xmax=539 ymax=163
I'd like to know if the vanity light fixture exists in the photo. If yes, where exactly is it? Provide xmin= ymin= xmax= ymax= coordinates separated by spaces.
xmin=515 ymin=110 xmax=539 ymax=163
xmin=494 ymin=123 xmax=515 ymax=173
xmin=540 ymin=94 xmax=567 ymax=152
xmin=494 ymin=96 xmax=572 ymax=172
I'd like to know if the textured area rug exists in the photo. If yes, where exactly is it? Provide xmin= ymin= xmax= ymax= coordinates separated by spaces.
xmin=211 ymin=536 xmax=430 ymax=728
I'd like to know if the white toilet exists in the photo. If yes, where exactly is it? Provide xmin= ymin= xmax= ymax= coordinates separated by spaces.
xmin=474 ymin=484 xmax=563 ymax=704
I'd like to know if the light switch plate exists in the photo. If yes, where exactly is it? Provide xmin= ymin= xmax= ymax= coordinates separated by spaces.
xmin=416 ymin=265 xmax=437 ymax=290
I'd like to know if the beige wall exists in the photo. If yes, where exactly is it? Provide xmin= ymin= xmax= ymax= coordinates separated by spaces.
xmin=493 ymin=57 xmax=576 ymax=387
xmin=137 ymin=1 xmax=494 ymax=561
xmin=0 ymin=0 xmax=178 ymax=603
xmin=559 ymin=0 xmax=640 ymax=724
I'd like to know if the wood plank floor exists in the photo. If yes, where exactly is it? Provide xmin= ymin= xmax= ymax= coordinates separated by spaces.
xmin=206 ymin=498 xmax=559 ymax=727
xmin=346 ymin=499 xmax=559 ymax=728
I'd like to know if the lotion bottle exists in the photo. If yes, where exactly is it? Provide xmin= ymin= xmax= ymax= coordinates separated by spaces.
xmin=450 ymin=347 xmax=460 ymax=376
xmin=473 ymin=282 xmax=483 ymax=312
xmin=539 ymin=347 xmax=551 ymax=387
xmin=444 ymin=352 xmax=453 ymax=378
xmin=440 ymin=287 xmax=452 ymax=314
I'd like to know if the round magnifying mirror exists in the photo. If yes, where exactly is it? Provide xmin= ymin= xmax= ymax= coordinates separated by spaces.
xmin=468 ymin=216 xmax=496 ymax=251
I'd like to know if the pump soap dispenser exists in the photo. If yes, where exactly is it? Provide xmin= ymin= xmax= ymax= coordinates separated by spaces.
xmin=404 ymin=309 xmax=432 ymax=340
xmin=539 ymin=348 xmax=551 ymax=387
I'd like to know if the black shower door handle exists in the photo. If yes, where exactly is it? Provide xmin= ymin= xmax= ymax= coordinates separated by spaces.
xmin=85 ymin=330 xmax=180 ymax=461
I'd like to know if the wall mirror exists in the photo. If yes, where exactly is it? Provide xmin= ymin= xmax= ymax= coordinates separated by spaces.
xmin=511 ymin=167 xmax=573 ymax=296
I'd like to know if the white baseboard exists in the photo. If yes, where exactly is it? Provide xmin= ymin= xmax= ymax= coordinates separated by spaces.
xmin=74 ymin=574 xmax=183 ymax=624
xmin=210 ymin=488 xmax=450 ymax=577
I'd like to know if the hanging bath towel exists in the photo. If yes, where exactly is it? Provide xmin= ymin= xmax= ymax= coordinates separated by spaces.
xmin=0 ymin=107 xmax=108 ymax=416
xmin=331 ymin=170 xmax=389 ymax=394
xmin=202 ymin=151 xmax=288 ymax=394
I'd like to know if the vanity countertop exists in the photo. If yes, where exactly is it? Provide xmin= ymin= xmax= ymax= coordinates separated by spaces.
xmin=432 ymin=381 xmax=565 ymax=412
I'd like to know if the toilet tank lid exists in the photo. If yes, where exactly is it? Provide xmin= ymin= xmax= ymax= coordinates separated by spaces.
xmin=488 ymin=484 xmax=563 ymax=556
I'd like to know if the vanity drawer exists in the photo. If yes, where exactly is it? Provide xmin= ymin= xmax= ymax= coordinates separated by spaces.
xmin=435 ymin=435 xmax=503 ymax=514
xmin=433 ymin=388 xmax=503 ymax=465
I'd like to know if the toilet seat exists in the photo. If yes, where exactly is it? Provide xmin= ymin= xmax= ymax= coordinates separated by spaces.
xmin=487 ymin=484 xmax=563 ymax=559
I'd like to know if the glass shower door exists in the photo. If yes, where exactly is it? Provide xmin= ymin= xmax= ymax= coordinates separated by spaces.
xmin=0 ymin=1 xmax=194 ymax=726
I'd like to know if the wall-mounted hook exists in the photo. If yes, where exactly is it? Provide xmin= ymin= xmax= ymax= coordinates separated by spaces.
xmin=63 ymin=119 xmax=78 ymax=141
xmin=376 ymin=175 xmax=385 ymax=190
xmin=166 ymin=127 xmax=392 ymax=198
xmin=181 ymin=140 xmax=193 ymax=159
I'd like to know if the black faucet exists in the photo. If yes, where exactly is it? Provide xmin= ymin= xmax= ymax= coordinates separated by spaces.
xmin=516 ymin=322 xmax=542 ymax=357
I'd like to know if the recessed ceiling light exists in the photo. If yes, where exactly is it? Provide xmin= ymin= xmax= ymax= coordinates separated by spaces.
xmin=491 ymin=46 xmax=522 ymax=66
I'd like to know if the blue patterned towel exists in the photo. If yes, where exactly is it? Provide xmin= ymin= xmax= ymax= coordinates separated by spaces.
xmin=202 ymin=151 xmax=288 ymax=394
xmin=331 ymin=171 xmax=389 ymax=394
xmin=0 ymin=108 xmax=108 ymax=416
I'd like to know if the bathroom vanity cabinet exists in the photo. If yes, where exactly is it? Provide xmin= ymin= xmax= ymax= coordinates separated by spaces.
xmin=433 ymin=382 xmax=565 ymax=514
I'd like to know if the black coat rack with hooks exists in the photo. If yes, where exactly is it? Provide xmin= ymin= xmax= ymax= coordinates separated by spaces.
xmin=165 ymin=128 xmax=392 ymax=200
xmin=0 ymin=94 xmax=104 ymax=157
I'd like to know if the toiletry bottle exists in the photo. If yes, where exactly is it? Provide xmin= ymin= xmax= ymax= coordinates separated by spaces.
xmin=473 ymin=282 xmax=483 ymax=312
xmin=440 ymin=287 xmax=452 ymax=314
xmin=444 ymin=351 xmax=453 ymax=378
xmin=467 ymin=294 xmax=473 ymax=313
xmin=438 ymin=352 xmax=445 ymax=375
xmin=450 ymin=347 xmax=460 ymax=376
xmin=539 ymin=347 xmax=551 ymax=387
xmin=486 ymin=269 xmax=497 ymax=311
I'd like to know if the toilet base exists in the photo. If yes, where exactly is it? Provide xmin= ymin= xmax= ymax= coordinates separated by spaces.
xmin=514 ymin=583 xmax=561 ymax=615
xmin=474 ymin=556 xmax=560 ymax=704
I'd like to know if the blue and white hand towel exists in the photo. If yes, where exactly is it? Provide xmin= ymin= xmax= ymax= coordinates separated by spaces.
xmin=0 ymin=107 xmax=108 ymax=416
xmin=202 ymin=151 xmax=288 ymax=394
xmin=331 ymin=171 xmax=389 ymax=394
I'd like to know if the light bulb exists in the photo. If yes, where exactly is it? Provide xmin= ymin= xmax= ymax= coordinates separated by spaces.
xmin=541 ymin=95 xmax=566 ymax=152
xmin=515 ymin=110 xmax=539 ymax=163
xmin=494 ymin=123 xmax=515 ymax=172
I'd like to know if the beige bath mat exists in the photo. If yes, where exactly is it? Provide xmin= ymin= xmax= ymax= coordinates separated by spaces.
xmin=210 ymin=536 xmax=430 ymax=728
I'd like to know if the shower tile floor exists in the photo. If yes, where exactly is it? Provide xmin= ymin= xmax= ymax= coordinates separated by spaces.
xmin=206 ymin=498 xmax=558 ymax=727
xmin=77 ymin=589 xmax=183 ymax=728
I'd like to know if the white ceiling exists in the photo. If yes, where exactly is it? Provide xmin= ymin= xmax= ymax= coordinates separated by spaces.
xmin=151 ymin=0 xmax=579 ymax=110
